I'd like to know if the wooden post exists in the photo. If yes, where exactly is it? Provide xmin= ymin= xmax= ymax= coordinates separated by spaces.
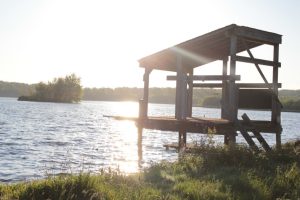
xmin=138 ymin=68 xmax=152 ymax=162
xmin=140 ymin=68 xmax=152 ymax=119
xmin=138 ymin=126 xmax=143 ymax=164
xmin=228 ymin=35 xmax=238 ymax=144
xmin=272 ymin=44 xmax=281 ymax=149
xmin=175 ymin=54 xmax=187 ymax=149
xmin=187 ymin=69 xmax=194 ymax=117
xmin=221 ymin=58 xmax=229 ymax=144
xmin=175 ymin=54 xmax=188 ymax=120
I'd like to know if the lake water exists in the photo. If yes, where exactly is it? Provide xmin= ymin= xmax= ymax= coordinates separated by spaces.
xmin=0 ymin=97 xmax=299 ymax=183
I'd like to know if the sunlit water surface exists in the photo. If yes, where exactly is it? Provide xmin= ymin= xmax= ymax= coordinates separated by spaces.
xmin=0 ymin=98 xmax=299 ymax=182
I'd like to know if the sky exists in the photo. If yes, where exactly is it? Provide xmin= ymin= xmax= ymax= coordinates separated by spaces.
xmin=0 ymin=0 xmax=300 ymax=89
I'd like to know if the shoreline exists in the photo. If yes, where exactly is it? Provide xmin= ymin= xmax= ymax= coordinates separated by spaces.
xmin=16 ymin=96 xmax=300 ymax=113
xmin=0 ymin=141 xmax=299 ymax=199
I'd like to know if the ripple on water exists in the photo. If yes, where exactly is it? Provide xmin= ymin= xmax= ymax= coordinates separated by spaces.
xmin=0 ymin=98 xmax=299 ymax=182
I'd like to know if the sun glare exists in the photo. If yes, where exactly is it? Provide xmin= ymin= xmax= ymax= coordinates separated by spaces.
xmin=112 ymin=101 xmax=139 ymax=118
xmin=109 ymin=101 xmax=140 ymax=173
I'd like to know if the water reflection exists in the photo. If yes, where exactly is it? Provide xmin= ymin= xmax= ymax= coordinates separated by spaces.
xmin=114 ymin=120 xmax=140 ymax=174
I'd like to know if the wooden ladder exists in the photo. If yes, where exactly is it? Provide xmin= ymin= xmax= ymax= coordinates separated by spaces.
xmin=238 ymin=113 xmax=271 ymax=152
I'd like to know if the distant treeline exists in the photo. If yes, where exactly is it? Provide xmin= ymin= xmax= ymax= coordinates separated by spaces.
xmin=1 ymin=80 xmax=300 ymax=110
xmin=83 ymin=87 xmax=220 ymax=106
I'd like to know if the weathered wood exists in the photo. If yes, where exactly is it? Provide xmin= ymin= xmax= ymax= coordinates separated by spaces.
xmin=244 ymin=48 xmax=269 ymax=85
xmin=242 ymin=113 xmax=271 ymax=152
xmin=175 ymin=54 xmax=188 ymax=120
xmin=193 ymin=83 xmax=282 ymax=88
xmin=235 ymin=26 xmax=282 ymax=45
xmin=221 ymin=58 xmax=229 ymax=145
xmin=237 ymin=121 xmax=259 ymax=152
xmin=272 ymin=44 xmax=281 ymax=149
xmin=167 ymin=75 xmax=240 ymax=81
xmin=139 ymin=99 xmax=146 ymax=119
xmin=187 ymin=69 xmax=193 ymax=117
xmin=135 ymin=25 xmax=283 ymax=152
xmin=139 ymin=25 xmax=282 ymax=71
xmin=238 ymin=89 xmax=272 ymax=109
xmin=108 ymin=115 xmax=282 ymax=134
xmin=178 ymin=128 xmax=187 ymax=149
xmin=140 ymin=68 xmax=152 ymax=119
xmin=235 ymin=55 xmax=281 ymax=67
xmin=138 ymin=127 xmax=143 ymax=161
xmin=228 ymin=35 xmax=238 ymax=121
xmin=164 ymin=143 xmax=196 ymax=150
xmin=242 ymin=40 xmax=283 ymax=108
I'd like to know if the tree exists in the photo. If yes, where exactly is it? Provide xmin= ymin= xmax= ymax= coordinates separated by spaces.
xmin=18 ymin=74 xmax=83 ymax=103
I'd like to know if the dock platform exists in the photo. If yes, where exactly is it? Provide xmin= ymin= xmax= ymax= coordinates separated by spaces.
xmin=106 ymin=115 xmax=281 ymax=135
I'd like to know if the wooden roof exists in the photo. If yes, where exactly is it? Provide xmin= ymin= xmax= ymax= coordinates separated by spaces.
xmin=138 ymin=24 xmax=282 ymax=71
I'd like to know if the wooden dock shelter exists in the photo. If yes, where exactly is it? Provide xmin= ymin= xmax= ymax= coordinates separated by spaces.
xmin=114 ymin=24 xmax=283 ymax=156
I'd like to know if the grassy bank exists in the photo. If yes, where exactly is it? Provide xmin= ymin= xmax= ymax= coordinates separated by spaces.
xmin=0 ymin=142 xmax=299 ymax=200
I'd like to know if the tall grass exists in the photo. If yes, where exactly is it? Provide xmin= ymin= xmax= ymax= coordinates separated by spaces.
xmin=0 ymin=141 xmax=299 ymax=200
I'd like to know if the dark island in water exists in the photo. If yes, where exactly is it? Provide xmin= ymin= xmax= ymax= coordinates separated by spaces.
xmin=18 ymin=74 xmax=82 ymax=103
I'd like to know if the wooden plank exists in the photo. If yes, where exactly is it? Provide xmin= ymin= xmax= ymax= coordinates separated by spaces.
xmin=237 ymin=83 xmax=282 ymax=88
xmin=193 ymin=83 xmax=282 ymax=88
xmin=164 ymin=143 xmax=196 ymax=150
xmin=239 ymin=120 xmax=282 ymax=133
xmin=237 ymin=121 xmax=259 ymax=152
xmin=235 ymin=26 xmax=282 ymax=44
xmin=242 ymin=114 xmax=271 ymax=152
xmin=167 ymin=75 xmax=240 ymax=81
xmin=193 ymin=83 xmax=223 ymax=88
xmin=235 ymin=55 xmax=281 ymax=67
xmin=238 ymin=89 xmax=272 ymax=109
xmin=107 ymin=115 xmax=281 ymax=134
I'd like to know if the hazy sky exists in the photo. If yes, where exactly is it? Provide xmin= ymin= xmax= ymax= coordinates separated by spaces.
xmin=0 ymin=0 xmax=299 ymax=89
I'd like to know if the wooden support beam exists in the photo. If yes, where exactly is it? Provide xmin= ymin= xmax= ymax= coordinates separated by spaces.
xmin=221 ymin=58 xmax=229 ymax=144
xmin=187 ymin=69 xmax=193 ymax=117
xmin=138 ymin=127 xmax=143 ymax=163
xmin=140 ymin=68 xmax=152 ymax=119
xmin=138 ymin=68 xmax=152 ymax=164
xmin=244 ymin=47 xmax=269 ymax=85
xmin=175 ymin=54 xmax=188 ymax=120
xmin=193 ymin=83 xmax=223 ymax=88
xmin=227 ymin=35 xmax=238 ymax=143
xmin=242 ymin=114 xmax=271 ymax=152
xmin=235 ymin=55 xmax=281 ymax=67
xmin=193 ymin=83 xmax=282 ymax=88
xmin=272 ymin=44 xmax=282 ymax=149
xmin=178 ymin=129 xmax=187 ymax=150
xmin=228 ymin=35 xmax=238 ymax=122
xmin=167 ymin=75 xmax=240 ymax=81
